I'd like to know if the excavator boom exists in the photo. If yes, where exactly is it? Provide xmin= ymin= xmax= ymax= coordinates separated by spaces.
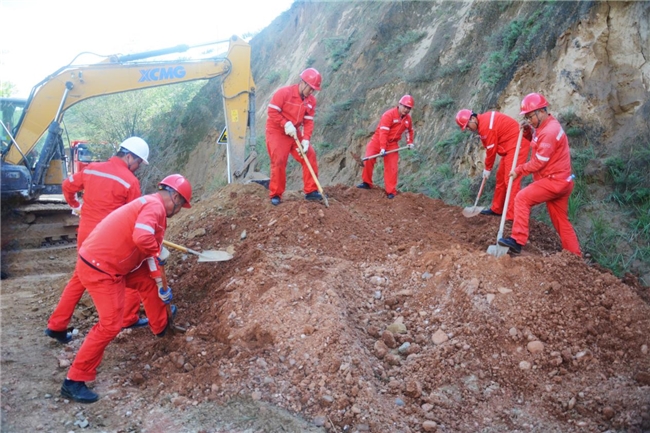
xmin=0 ymin=36 xmax=264 ymax=253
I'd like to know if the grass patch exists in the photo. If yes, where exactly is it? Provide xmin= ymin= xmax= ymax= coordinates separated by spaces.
xmin=479 ymin=9 xmax=546 ymax=85
xmin=324 ymin=37 xmax=354 ymax=72
xmin=432 ymin=96 xmax=455 ymax=109
xmin=384 ymin=30 xmax=427 ymax=55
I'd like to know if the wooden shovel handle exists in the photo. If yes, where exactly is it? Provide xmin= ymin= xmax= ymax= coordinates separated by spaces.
xmin=163 ymin=239 xmax=188 ymax=253
xmin=294 ymin=138 xmax=329 ymax=207
xmin=362 ymin=146 xmax=409 ymax=161
xmin=495 ymin=127 xmax=524 ymax=242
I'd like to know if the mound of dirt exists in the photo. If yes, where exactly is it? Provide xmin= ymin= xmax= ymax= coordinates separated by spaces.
xmin=121 ymin=183 xmax=650 ymax=432
xmin=2 ymin=183 xmax=648 ymax=432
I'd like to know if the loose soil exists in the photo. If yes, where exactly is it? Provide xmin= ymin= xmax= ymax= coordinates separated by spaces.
xmin=2 ymin=183 xmax=649 ymax=433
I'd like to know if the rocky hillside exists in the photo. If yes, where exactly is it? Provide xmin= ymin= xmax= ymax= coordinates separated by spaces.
xmin=151 ymin=1 xmax=649 ymax=283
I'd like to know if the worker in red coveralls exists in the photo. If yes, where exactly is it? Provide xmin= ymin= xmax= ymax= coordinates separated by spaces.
xmin=266 ymin=68 xmax=322 ymax=206
xmin=46 ymin=137 xmax=152 ymax=344
xmin=498 ymin=93 xmax=581 ymax=256
xmin=60 ymin=174 xmax=192 ymax=403
xmin=357 ymin=95 xmax=415 ymax=199
xmin=455 ymin=109 xmax=531 ymax=220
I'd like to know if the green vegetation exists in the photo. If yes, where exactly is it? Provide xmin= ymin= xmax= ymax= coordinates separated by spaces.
xmin=479 ymin=9 xmax=547 ymax=85
xmin=384 ymin=31 xmax=427 ymax=55
xmin=1 ymin=81 xmax=16 ymax=97
xmin=324 ymin=37 xmax=354 ymax=71
xmin=434 ymin=130 xmax=465 ymax=159
xmin=432 ymin=96 xmax=455 ymax=109
xmin=437 ymin=61 xmax=472 ymax=78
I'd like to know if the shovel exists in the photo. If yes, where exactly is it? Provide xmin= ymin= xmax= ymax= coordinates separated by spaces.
xmin=487 ymin=127 xmax=524 ymax=257
xmin=294 ymin=137 xmax=329 ymax=207
xmin=462 ymin=176 xmax=487 ymax=218
xmin=162 ymin=239 xmax=233 ymax=262
xmin=351 ymin=146 xmax=410 ymax=167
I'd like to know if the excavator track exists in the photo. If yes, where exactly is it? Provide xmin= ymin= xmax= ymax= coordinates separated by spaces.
xmin=1 ymin=195 xmax=79 ymax=250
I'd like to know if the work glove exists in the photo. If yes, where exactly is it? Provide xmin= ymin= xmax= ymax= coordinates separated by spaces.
xmin=71 ymin=205 xmax=82 ymax=216
xmin=157 ymin=246 xmax=170 ymax=267
xmin=158 ymin=286 xmax=173 ymax=304
xmin=407 ymin=143 xmax=414 ymax=149
xmin=379 ymin=148 xmax=386 ymax=157
xmin=522 ymin=123 xmax=533 ymax=141
xmin=482 ymin=169 xmax=491 ymax=179
xmin=284 ymin=121 xmax=297 ymax=138
xmin=301 ymin=140 xmax=310 ymax=153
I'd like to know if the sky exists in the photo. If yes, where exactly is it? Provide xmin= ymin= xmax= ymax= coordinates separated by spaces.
xmin=0 ymin=0 xmax=294 ymax=98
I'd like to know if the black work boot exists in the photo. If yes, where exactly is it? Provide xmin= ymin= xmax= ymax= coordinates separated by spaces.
xmin=356 ymin=182 xmax=371 ymax=189
xmin=498 ymin=236 xmax=522 ymax=254
xmin=61 ymin=379 xmax=99 ymax=403
xmin=44 ymin=328 xmax=72 ymax=344
xmin=480 ymin=208 xmax=501 ymax=216
xmin=305 ymin=191 xmax=323 ymax=201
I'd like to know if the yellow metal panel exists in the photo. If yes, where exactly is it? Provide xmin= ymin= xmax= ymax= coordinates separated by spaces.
xmin=44 ymin=160 xmax=65 ymax=185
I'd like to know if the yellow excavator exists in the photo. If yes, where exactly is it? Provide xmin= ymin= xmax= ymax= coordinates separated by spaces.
xmin=1 ymin=35 xmax=267 ymax=250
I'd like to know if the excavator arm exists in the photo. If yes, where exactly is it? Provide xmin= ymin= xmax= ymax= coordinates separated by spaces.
xmin=2 ymin=35 xmax=261 ymax=200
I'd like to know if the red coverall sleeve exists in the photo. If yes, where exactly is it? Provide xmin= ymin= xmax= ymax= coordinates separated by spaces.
xmin=301 ymin=98 xmax=317 ymax=141
xmin=406 ymin=118 xmax=414 ymax=144
xmin=516 ymin=139 xmax=554 ymax=177
xmin=482 ymin=129 xmax=499 ymax=172
xmin=62 ymin=172 xmax=85 ymax=208
xmin=267 ymin=89 xmax=290 ymax=130
xmin=378 ymin=112 xmax=392 ymax=150
xmin=131 ymin=205 xmax=164 ymax=258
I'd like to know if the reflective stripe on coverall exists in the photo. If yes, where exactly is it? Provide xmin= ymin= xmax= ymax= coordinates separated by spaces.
xmin=48 ymin=157 xmax=142 ymax=332
xmin=67 ymin=194 xmax=167 ymax=382
xmin=476 ymin=111 xmax=530 ymax=220
xmin=362 ymin=106 xmax=414 ymax=195
xmin=266 ymin=84 xmax=319 ymax=198
xmin=512 ymin=114 xmax=581 ymax=255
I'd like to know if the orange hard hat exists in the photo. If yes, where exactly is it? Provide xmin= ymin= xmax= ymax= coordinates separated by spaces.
xmin=300 ymin=68 xmax=322 ymax=91
xmin=520 ymin=93 xmax=548 ymax=115
xmin=159 ymin=174 xmax=192 ymax=208
xmin=399 ymin=94 xmax=414 ymax=108
xmin=455 ymin=109 xmax=474 ymax=130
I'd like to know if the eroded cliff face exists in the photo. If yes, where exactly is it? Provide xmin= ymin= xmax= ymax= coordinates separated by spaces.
xmin=504 ymin=1 xmax=649 ymax=139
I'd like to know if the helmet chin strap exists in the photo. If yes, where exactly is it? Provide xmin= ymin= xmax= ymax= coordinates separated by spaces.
xmin=165 ymin=189 xmax=182 ymax=217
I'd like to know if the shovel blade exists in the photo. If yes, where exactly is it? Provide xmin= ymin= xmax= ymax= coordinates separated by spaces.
xmin=197 ymin=250 xmax=233 ymax=262
xmin=487 ymin=244 xmax=510 ymax=258
xmin=462 ymin=206 xmax=485 ymax=218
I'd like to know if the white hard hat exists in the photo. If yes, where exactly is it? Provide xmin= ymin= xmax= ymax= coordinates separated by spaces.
xmin=119 ymin=137 xmax=149 ymax=164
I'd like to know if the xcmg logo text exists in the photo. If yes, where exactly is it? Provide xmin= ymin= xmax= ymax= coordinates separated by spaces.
xmin=139 ymin=66 xmax=186 ymax=82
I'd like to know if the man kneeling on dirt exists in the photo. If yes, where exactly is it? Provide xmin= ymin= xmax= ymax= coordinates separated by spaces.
xmin=60 ymin=174 xmax=192 ymax=403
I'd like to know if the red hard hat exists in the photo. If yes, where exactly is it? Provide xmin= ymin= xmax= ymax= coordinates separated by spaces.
xmin=399 ymin=94 xmax=414 ymax=108
xmin=520 ymin=93 xmax=548 ymax=115
xmin=300 ymin=68 xmax=322 ymax=91
xmin=455 ymin=109 xmax=473 ymax=130
xmin=159 ymin=174 xmax=192 ymax=208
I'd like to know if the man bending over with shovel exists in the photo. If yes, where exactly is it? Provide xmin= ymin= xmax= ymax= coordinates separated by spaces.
xmin=357 ymin=95 xmax=415 ymax=199
xmin=60 ymin=174 xmax=192 ymax=403
xmin=498 ymin=93 xmax=581 ymax=256
xmin=456 ymin=109 xmax=531 ymax=220
xmin=266 ymin=68 xmax=323 ymax=206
